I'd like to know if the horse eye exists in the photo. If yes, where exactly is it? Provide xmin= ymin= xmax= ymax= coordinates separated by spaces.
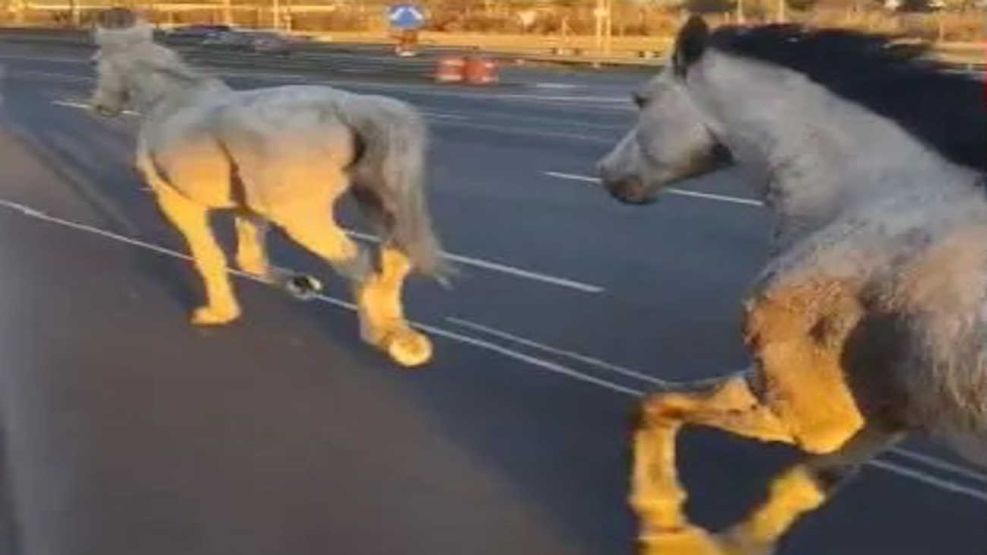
xmin=632 ymin=92 xmax=648 ymax=109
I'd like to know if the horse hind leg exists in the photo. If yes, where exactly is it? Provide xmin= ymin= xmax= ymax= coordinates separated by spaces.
xmin=633 ymin=370 xmax=798 ymax=555
xmin=155 ymin=187 xmax=241 ymax=325
xmin=351 ymin=185 xmax=433 ymax=368
xmin=359 ymin=245 xmax=432 ymax=367
xmin=273 ymin=199 xmax=430 ymax=367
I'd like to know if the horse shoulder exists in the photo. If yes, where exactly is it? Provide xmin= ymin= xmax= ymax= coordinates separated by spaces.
xmin=743 ymin=273 xmax=868 ymax=454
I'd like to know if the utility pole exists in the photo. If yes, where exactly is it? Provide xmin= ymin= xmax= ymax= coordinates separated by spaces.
xmin=736 ymin=0 xmax=745 ymax=23
xmin=594 ymin=0 xmax=612 ymax=58
xmin=69 ymin=0 xmax=80 ymax=27
xmin=222 ymin=0 xmax=232 ymax=26
xmin=594 ymin=0 xmax=603 ymax=55
xmin=272 ymin=0 xmax=279 ymax=29
xmin=777 ymin=0 xmax=786 ymax=22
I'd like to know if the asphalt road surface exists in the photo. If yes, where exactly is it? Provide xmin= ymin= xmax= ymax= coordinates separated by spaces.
xmin=0 ymin=37 xmax=984 ymax=555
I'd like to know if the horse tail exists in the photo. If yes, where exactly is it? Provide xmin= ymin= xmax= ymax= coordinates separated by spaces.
xmin=343 ymin=99 xmax=452 ymax=284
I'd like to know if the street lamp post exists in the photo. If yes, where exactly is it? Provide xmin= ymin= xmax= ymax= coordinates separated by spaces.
xmin=594 ymin=0 xmax=613 ymax=58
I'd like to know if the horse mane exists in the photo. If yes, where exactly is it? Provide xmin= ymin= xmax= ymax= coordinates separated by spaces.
xmin=708 ymin=24 xmax=986 ymax=173
xmin=133 ymin=52 xmax=209 ymax=85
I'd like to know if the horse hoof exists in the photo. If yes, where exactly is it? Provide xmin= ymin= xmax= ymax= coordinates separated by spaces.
xmin=191 ymin=305 xmax=241 ymax=326
xmin=386 ymin=328 xmax=433 ymax=368
xmin=284 ymin=274 xmax=322 ymax=300
xmin=639 ymin=525 xmax=726 ymax=555
xmin=715 ymin=528 xmax=776 ymax=555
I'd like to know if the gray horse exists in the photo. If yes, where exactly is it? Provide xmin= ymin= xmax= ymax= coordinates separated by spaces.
xmin=88 ymin=8 xmax=448 ymax=367
xmin=599 ymin=15 xmax=986 ymax=555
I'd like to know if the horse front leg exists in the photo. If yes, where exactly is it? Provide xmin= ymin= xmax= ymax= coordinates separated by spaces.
xmin=234 ymin=213 xmax=274 ymax=280
xmin=633 ymin=370 xmax=797 ymax=555
xmin=275 ymin=206 xmax=433 ymax=367
xmin=234 ymin=213 xmax=323 ymax=299
xmin=717 ymin=426 xmax=903 ymax=555
xmin=156 ymin=188 xmax=241 ymax=325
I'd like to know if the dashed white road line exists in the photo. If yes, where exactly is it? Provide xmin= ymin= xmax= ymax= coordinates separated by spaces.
xmin=545 ymin=171 xmax=764 ymax=207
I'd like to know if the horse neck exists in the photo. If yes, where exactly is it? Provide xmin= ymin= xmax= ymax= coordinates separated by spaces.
xmin=695 ymin=53 xmax=978 ymax=244
xmin=127 ymin=46 xmax=219 ymax=113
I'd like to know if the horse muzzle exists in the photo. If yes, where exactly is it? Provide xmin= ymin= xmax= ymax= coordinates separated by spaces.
xmin=91 ymin=103 xmax=122 ymax=117
xmin=604 ymin=178 xmax=658 ymax=205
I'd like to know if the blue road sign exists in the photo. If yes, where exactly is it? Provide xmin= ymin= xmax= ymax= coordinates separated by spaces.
xmin=388 ymin=3 xmax=425 ymax=30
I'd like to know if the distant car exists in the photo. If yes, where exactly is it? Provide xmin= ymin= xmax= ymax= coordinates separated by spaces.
xmin=246 ymin=31 xmax=295 ymax=55
xmin=202 ymin=30 xmax=295 ymax=55
xmin=165 ymin=24 xmax=233 ymax=42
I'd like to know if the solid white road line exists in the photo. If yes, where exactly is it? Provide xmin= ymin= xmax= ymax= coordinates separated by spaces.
xmin=0 ymin=196 xmax=982 ymax=503
xmin=343 ymin=229 xmax=604 ymax=294
xmin=446 ymin=316 xmax=672 ymax=387
xmin=889 ymin=447 xmax=987 ymax=485
xmin=868 ymin=459 xmax=987 ymax=503
xmin=545 ymin=171 xmax=764 ymax=207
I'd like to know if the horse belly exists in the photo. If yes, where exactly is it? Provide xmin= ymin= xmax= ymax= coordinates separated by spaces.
xmin=151 ymin=137 xmax=235 ymax=208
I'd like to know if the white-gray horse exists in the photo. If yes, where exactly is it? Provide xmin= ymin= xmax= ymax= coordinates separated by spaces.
xmin=88 ymin=8 xmax=448 ymax=367
xmin=599 ymin=16 xmax=986 ymax=555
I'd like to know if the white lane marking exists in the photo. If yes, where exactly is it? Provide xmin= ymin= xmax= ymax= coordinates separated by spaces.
xmin=421 ymin=111 xmax=470 ymax=121
xmin=533 ymin=83 xmax=583 ymax=90
xmin=868 ymin=459 xmax=987 ymax=503
xmin=411 ymin=324 xmax=643 ymax=397
xmin=8 ymin=69 xmax=92 ymax=83
xmin=889 ymin=447 xmax=987 ymax=485
xmin=545 ymin=171 xmax=764 ymax=208
xmin=432 ymin=119 xmax=610 ymax=144
xmin=49 ymin=99 xmax=605 ymax=294
xmin=447 ymin=316 xmax=672 ymax=387
xmin=0 ymin=53 xmax=88 ymax=64
xmin=54 ymin=98 xmax=615 ymax=144
xmin=343 ymin=229 xmax=604 ymax=294
xmin=53 ymin=99 xmax=138 ymax=116
xmin=0 ymin=198 xmax=633 ymax=396
xmin=11 ymin=61 xmax=628 ymax=109
xmin=0 ymin=197 xmax=982 ymax=502
xmin=55 ymin=98 xmax=472 ymax=125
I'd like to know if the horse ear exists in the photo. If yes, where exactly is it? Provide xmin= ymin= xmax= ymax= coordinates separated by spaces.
xmin=94 ymin=7 xmax=137 ymax=30
xmin=673 ymin=15 xmax=710 ymax=77
xmin=93 ymin=8 xmax=152 ymax=48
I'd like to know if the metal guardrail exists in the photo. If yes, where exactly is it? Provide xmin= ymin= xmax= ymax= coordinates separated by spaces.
xmin=0 ymin=26 xmax=981 ymax=72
